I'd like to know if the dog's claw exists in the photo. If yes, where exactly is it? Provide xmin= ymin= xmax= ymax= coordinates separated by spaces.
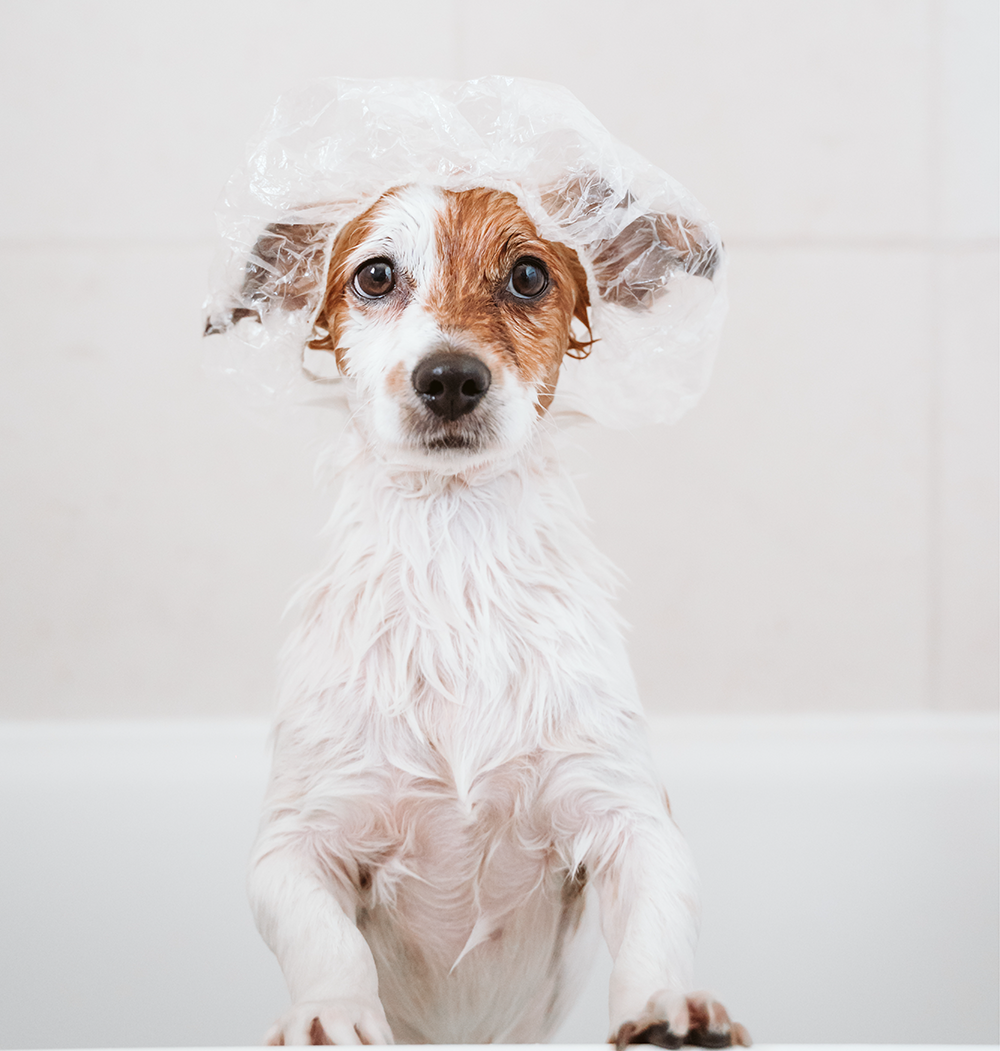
xmin=612 ymin=992 xmax=751 ymax=1049
xmin=643 ymin=1022 xmax=686 ymax=1048
xmin=687 ymin=1029 xmax=735 ymax=1048
xmin=613 ymin=1022 xmax=684 ymax=1049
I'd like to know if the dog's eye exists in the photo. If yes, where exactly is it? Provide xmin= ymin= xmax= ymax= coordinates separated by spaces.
xmin=353 ymin=259 xmax=395 ymax=299
xmin=508 ymin=258 xmax=548 ymax=299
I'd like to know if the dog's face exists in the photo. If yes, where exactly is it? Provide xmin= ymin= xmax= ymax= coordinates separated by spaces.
xmin=221 ymin=180 xmax=719 ymax=470
xmin=312 ymin=185 xmax=591 ymax=471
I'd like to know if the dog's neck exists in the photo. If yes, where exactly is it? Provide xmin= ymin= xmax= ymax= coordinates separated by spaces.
xmin=283 ymin=423 xmax=635 ymax=736
xmin=329 ymin=424 xmax=572 ymax=525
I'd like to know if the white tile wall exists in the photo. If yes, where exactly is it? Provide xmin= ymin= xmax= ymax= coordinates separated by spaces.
xmin=459 ymin=0 xmax=934 ymax=241
xmin=0 ymin=245 xmax=327 ymax=717
xmin=0 ymin=0 xmax=995 ymax=717
xmin=566 ymin=245 xmax=934 ymax=712
xmin=0 ymin=0 xmax=459 ymax=242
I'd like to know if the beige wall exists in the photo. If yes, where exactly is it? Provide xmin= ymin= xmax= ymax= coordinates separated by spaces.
xmin=0 ymin=0 xmax=995 ymax=718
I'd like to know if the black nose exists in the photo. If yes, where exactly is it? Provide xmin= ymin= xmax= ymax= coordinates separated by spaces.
xmin=412 ymin=353 xmax=491 ymax=421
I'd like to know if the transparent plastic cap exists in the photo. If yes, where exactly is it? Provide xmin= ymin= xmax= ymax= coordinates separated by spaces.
xmin=205 ymin=76 xmax=727 ymax=428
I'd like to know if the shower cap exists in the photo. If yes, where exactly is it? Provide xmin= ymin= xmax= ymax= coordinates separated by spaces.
xmin=204 ymin=76 xmax=726 ymax=428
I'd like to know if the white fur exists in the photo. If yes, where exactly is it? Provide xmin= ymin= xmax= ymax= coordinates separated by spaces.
xmin=249 ymin=186 xmax=742 ymax=1047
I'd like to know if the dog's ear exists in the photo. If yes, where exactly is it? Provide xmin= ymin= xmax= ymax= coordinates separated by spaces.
xmin=204 ymin=221 xmax=331 ymax=335
xmin=542 ymin=177 xmax=720 ymax=310
xmin=588 ymin=210 xmax=719 ymax=308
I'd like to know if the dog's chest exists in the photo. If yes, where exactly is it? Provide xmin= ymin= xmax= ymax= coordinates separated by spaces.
xmin=363 ymin=741 xmax=556 ymax=964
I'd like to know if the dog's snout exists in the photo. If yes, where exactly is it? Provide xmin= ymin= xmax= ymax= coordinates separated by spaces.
xmin=412 ymin=353 xmax=491 ymax=421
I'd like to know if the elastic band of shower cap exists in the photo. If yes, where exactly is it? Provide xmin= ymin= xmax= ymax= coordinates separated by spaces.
xmin=204 ymin=76 xmax=727 ymax=429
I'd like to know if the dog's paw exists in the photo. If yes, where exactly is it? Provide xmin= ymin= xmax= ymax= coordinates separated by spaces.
xmin=611 ymin=990 xmax=751 ymax=1049
xmin=265 ymin=999 xmax=393 ymax=1046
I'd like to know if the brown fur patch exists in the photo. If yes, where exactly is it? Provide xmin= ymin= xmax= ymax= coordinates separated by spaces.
xmin=426 ymin=188 xmax=591 ymax=412
xmin=542 ymin=174 xmax=720 ymax=304
xmin=309 ymin=194 xmax=407 ymax=372
xmin=206 ymin=221 xmax=331 ymax=333
xmin=590 ymin=212 xmax=719 ymax=306
xmin=247 ymin=222 xmax=330 ymax=312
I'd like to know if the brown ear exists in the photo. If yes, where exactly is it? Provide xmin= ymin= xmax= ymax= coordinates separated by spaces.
xmin=542 ymin=176 xmax=720 ymax=310
xmin=589 ymin=211 xmax=719 ymax=308
xmin=204 ymin=221 xmax=330 ymax=334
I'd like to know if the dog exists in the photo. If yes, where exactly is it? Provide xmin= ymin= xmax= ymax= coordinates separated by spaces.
xmin=224 ymin=180 xmax=749 ymax=1047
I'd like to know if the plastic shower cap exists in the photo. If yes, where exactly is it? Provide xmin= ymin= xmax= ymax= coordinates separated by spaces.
xmin=204 ymin=76 xmax=726 ymax=428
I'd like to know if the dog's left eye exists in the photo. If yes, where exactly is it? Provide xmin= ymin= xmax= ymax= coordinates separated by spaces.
xmin=508 ymin=258 xmax=549 ymax=299
xmin=353 ymin=259 xmax=395 ymax=299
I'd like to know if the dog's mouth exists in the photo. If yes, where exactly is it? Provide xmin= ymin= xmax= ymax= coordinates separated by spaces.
xmin=425 ymin=433 xmax=477 ymax=451
xmin=403 ymin=406 xmax=498 ymax=455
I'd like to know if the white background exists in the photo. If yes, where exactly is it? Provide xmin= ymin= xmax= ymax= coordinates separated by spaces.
xmin=0 ymin=2 xmax=996 ymax=1049
xmin=0 ymin=0 xmax=996 ymax=719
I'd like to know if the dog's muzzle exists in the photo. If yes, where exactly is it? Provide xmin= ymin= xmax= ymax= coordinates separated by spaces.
xmin=412 ymin=353 xmax=491 ymax=421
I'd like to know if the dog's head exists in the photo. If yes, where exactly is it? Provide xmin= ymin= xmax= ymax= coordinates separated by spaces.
xmin=214 ymin=182 xmax=716 ymax=471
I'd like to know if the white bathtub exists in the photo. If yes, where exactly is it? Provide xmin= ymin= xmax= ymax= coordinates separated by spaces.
xmin=0 ymin=715 xmax=996 ymax=1048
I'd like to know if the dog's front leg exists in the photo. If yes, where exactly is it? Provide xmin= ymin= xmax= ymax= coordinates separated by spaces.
xmin=249 ymin=837 xmax=393 ymax=1046
xmin=593 ymin=805 xmax=750 ymax=1049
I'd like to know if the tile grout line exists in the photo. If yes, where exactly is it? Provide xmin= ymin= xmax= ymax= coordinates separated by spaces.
xmin=925 ymin=0 xmax=944 ymax=714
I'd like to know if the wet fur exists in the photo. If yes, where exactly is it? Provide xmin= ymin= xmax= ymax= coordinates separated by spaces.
xmin=247 ymin=185 xmax=748 ymax=1047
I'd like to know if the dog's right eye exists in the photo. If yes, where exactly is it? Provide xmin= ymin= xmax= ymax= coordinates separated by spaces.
xmin=508 ymin=257 xmax=549 ymax=299
xmin=353 ymin=259 xmax=395 ymax=299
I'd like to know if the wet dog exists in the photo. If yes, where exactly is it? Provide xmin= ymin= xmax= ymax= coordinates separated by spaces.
xmin=230 ymin=182 xmax=748 ymax=1047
